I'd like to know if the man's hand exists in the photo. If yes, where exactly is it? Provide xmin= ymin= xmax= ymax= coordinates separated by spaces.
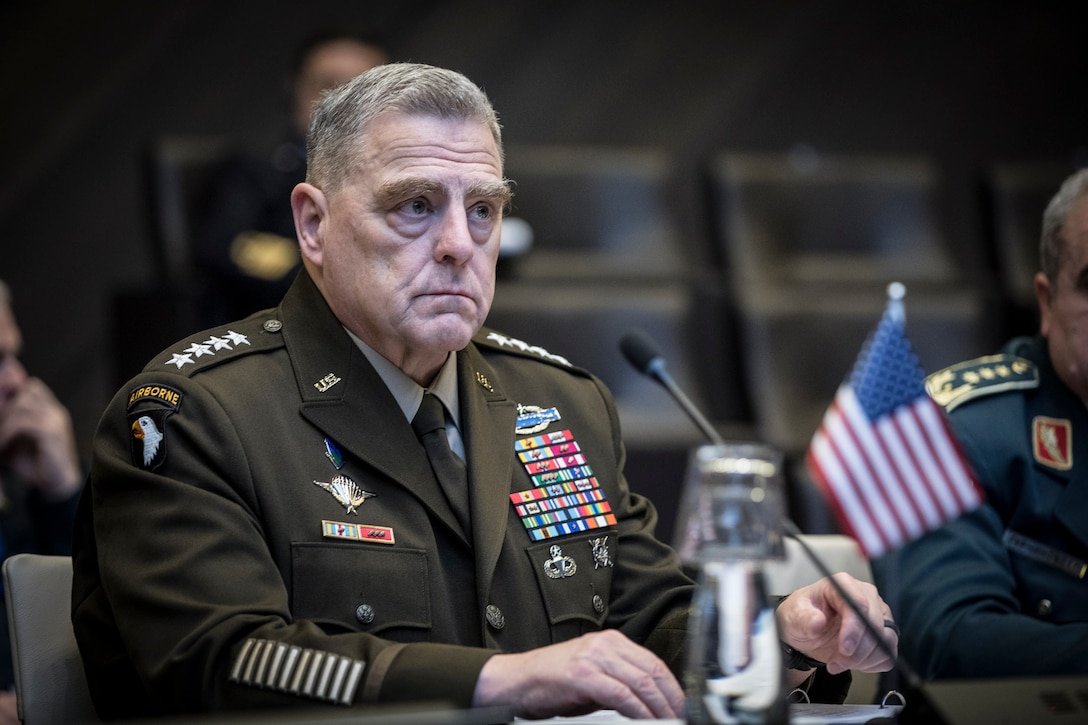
xmin=0 ymin=691 xmax=18 ymax=725
xmin=473 ymin=629 xmax=685 ymax=720
xmin=776 ymin=572 xmax=898 ymax=676
xmin=0 ymin=377 xmax=81 ymax=500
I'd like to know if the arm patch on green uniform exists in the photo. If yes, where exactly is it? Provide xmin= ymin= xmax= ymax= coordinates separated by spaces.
xmin=925 ymin=354 xmax=1038 ymax=413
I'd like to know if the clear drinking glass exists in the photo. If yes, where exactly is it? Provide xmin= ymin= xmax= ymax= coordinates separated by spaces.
xmin=674 ymin=442 xmax=789 ymax=725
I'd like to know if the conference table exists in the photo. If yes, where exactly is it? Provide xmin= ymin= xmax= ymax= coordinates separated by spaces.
xmin=126 ymin=674 xmax=1088 ymax=725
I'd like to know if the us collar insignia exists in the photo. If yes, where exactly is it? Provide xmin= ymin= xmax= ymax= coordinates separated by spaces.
xmin=324 ymin=438 xmax=344 ymax=469
xmin=515 ymin=404 xmax=562 ymax=435
xmin=313 ymin=474 xmax=376 ymax=514
xmin=314 ymin=373 xmax=341 ymax=393
xmin=1033 ymin=416 xmax=1072 ymax=471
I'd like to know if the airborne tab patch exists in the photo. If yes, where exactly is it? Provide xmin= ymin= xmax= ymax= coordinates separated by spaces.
xmin=128 ymin=384 xmax=183 ymax=410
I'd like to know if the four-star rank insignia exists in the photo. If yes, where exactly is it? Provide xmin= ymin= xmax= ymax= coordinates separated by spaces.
xmin=313 ymin=474 xmax=376 ymax=514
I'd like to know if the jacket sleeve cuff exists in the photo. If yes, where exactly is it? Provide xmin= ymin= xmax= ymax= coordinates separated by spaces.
xmin=370 ymin=642 xmax=497 ymax=708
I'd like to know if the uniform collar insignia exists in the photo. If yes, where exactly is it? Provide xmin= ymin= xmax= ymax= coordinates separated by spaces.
xmin=1033 ymin=416 xmax=1072 ymax=471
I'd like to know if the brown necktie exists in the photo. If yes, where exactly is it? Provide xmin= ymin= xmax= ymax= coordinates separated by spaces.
xmin=411 ymin=393 xmax=471 ymax=535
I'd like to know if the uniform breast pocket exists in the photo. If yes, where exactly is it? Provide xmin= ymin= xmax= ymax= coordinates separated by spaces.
xmin=292 ymin=543 xmax=432 ymax=638
xmin=526 ymin=534 xmax=616 ymax=640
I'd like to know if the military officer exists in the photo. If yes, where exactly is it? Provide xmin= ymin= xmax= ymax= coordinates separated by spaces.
xmin=876 ymin=168 xmax=1088 ymax=678
xmin=72 ymin=62 xmax=897 ymax=720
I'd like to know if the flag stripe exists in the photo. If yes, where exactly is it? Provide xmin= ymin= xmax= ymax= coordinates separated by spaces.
xmin=809 ymin=392 xmax=891 ymax=555
xmin=835 ymin=392 xmax=910 ymax=545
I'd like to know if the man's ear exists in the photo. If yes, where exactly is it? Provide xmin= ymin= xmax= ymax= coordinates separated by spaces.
xmin=1034 ymin=271 xmax=1052 ymax=337
xmin=292 ymin=182 xmax=327 ymax=269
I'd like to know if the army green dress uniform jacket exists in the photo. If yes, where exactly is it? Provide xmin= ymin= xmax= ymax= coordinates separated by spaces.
xmin=71 ymin=271 xmax=693 ymax=719
xmin=875 ymin=335 xmax=1088 ymax=678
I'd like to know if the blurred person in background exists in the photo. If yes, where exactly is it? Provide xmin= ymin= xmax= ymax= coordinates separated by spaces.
xmin=192 ymin=26 xmax=389 ymax=326
xmin=0 ymin=280 xmax=82 ymax=723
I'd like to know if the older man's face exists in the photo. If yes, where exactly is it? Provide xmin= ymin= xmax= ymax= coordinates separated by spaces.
xmin=1039 ymin=194 xmax=1088 ymax=401
xmin=300 ymin=112 xmax=508 ymax=384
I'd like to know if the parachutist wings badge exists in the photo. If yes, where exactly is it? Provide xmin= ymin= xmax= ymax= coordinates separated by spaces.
xmin=312 ymin=474 xmax=376 ymax=514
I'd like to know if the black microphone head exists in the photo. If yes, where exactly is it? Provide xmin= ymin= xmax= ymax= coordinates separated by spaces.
xmin=619 ymin=330 xmax=663 ymax=376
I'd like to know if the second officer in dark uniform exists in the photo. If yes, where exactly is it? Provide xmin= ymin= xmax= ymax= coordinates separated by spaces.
xmin=876 ymin=167 xmax=1088 ymax=678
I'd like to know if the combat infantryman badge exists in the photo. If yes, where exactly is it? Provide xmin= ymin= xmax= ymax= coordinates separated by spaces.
xmin=515 ymin=404 xmax=562 ymax=435
xmin=312 ymin=474 xmax=376 ymax=514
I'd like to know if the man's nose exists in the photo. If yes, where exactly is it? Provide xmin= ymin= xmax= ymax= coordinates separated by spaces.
xmin=432 ymin=209 xmax=475 ymax=264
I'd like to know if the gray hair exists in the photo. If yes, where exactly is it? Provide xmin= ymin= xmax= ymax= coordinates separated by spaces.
xmin=1041 ymin=168 xmax=1088 ymax=287
xmin=306 ymin=62 xmax=504 ymax=193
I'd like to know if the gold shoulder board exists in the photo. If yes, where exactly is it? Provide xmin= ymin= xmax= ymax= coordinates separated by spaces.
xmin=925 ymin=354 xmax=1038 ymax=413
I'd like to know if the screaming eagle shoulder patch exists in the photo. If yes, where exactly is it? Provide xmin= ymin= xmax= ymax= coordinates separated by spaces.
xmin=127 ymin=384 xmax=182 ymax=471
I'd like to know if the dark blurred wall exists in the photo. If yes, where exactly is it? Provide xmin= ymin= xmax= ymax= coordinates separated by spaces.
xmin=1 ymin=0 xmax=1086 ymax=463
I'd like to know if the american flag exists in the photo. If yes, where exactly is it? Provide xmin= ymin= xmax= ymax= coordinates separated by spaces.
xmin=805 ymin=288 xmax=984 ymax=558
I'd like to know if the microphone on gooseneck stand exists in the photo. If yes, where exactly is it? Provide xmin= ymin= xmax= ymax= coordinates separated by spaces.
xmin=618 ymin=330 xmax=908 ymax=685
xmin=619 ymin=330 xmax=726 ymax=447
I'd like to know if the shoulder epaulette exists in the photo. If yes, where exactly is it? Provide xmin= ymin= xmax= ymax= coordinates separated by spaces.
xmin=475 ymin=329 xmax=576 ymax=370
xmin=148 ymin=316 xmax=286 ymax=377
xmin=925 ymin=353 xmax=1038 ymax=413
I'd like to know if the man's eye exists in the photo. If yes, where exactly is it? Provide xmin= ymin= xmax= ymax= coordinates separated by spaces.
xmin=470 ymin=204 xmax=492 ymax=220
xmin=404 ymin=199 xmax=428 ymax=215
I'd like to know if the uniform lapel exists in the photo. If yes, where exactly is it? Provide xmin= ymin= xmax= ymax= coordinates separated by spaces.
xmin=457 ymin=345 xmax=517 ymax=594
xmin=280 ymin=272 xmax=463 ymax=535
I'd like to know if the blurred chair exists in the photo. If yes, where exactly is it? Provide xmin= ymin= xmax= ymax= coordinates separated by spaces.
xmin=981 ymin=159 xmax=1075 ymax=338
xmin=144 ymin=134 xmax=233 ymax=288
xmin=502 ymin=145 xmax=690 ymax=282
xmin=3 ymin=554 xmax=98 ymax=724
xmin=110 ymin=135 xmax=233 ymax=387
xmin=707 ymin=150 xmax=958 ymax=292
xmin=737 ymin=286 xmax=994 ymax=458
xmin=488 ymin=280 xmax=747 ymax=444
xmin=764 ymin=534 xmax=872 ymax=597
